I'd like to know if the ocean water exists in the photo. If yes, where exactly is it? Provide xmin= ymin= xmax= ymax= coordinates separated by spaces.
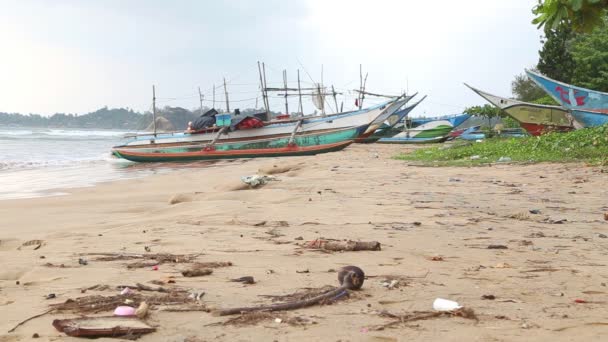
xmin=0 ymin=127 xmax=180 ymax=200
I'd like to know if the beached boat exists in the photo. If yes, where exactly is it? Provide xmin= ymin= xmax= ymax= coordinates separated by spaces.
xmin=569 ymin=109 xmax=608 ymax=127
xmin=377 ymin=119 xmax=456 ymax=144
xmin=409 ymin=113 xmax=470 ymax=128
xmin=526 ymin=70 xmax=608 ymax=114
xmin=382 ymin=113 xmax=470 ymax=138
xmin=464 ymin=83 xmax=576 ymax=135
xmin=356 ymin=95 xmax=427 ymax=143
xmin=117 ymin=98 xmax=409 ymax=149
xmin=112 ymin=125 xmax=366 ymax=162
xmin=459 ymin=126 xmax=528 ymax=141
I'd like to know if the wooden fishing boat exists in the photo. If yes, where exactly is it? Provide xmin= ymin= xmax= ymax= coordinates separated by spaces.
xmin=570 ymin=109 xmax=608 ymax=128
xmin=112 ymin=125 xmax=366 ymax=162
xmin=377 ymin=135 xmax=448 ymax=144
xmin=526 ymin=70 xmax=608 ymax=117
xmin=409 ymin=113 xmax=470 ymax=128
xmin=459 ymin=126 xmax=527 ymax=141
xmin=465 ymin=83 xmax=576 ymax=135
xmin=119 ymin=98 xmax=409 ymax=149
xmin=356 ymin=95 xmax=427 ymax=143
xmin=377 ymin=119 xmax=455 ymax=144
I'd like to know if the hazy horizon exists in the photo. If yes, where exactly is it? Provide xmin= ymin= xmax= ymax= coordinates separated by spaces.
xmin=0 ymin=0 xmax=542 ymax=117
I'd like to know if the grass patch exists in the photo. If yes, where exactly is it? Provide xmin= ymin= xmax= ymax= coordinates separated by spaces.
xmin=395 ymin=124 xmax=608 ymax=166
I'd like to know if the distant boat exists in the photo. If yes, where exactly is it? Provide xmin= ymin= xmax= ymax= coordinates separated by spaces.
xmin=459 ymin=126 xmax=528 ymax=141
xmin=380 ymin=113 xmax=470 ymax=140
xmin=356 ymin=95 xmax=427 ymax=143
xmin=409 ymin=113 xmax=470 ymax=128
xmin=377 ymin=118 xmax=459 ymax=144
xmin=464 ymin=83 xmax=576 ymax=135
xmin=112 ymin=125 xmax=366 ymax=162
xmin=526 ymin=70 xmax=608 ymax=112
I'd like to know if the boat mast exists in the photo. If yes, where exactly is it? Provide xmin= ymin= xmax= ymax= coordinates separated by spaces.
xmin=198 ymin=86 xmax=204 ymax=115
xmin=297 ymin=69 xmax=303 ymax=116
xmin=152 ymin=85 xmax=157 ymax=136
xmin=320 ymin=65 xmax=325 ymax=117
xmin=332 ymin=85 xmax=339 ymax=113
xmin=262 ymin=63 xmax=270 ymax=121
xmin=223 ymin=78 xmax=230 ymax=113
xmin=212 ymin=84 xmax=216 ymax=109
xmin=283 ymin=69 xmax=289 ymax=116
xmin=257 ymin=61 xmax=270 ymax=115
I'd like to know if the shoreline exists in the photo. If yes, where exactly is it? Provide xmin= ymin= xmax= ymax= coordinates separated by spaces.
xmin=1 ymin=144 xmax=607 ymax=341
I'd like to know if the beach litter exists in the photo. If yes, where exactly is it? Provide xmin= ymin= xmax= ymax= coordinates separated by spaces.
xmin=433 ymin=298 xmax=462 ymax=311
xmin=241 ymin=175 xmax=277 ymax=188
xmin=304 ymin=239 xmax=381 ymax=252
xmin=498 ymin=156 xmax=512 ymax=162
xmin=113 ymin=306 xmax=136 ymax=316
xmin=231 ymin=276 xmax=255 ymax=284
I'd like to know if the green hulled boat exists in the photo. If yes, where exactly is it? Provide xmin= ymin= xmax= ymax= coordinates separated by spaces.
xmin=112 ymin=125 xmax=366 ymax=162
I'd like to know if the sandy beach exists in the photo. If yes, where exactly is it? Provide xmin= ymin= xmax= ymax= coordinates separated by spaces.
xmin=1 ymin=143 xmax=607 ymax=341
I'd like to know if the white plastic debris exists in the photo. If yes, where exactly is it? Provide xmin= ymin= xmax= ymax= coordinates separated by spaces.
xmin=274 ymin=318 xmax=282 ymax=323
xmin=470 ymin=155 xmax=480 ymax=160
xmin=433 ymin=298 xmax=462 ymax=311
xmin=241 ymin=175 xmax=278 ymax=188
xmin=498 ymin=156 xmax=512 ymax=162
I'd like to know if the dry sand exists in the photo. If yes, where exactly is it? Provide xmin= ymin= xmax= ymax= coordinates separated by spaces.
xmin=1 ymin=144 xmax=607 ymax=341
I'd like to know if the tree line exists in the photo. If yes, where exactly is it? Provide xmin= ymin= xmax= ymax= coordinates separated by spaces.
xmin=467 ymin=2 xmax=608 ymax=124
xmin=0 ymin=106 xmax=271 ymax=130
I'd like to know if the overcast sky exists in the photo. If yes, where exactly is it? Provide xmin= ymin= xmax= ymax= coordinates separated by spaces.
xmin=0 ymin=0 xmax=542 ymax=117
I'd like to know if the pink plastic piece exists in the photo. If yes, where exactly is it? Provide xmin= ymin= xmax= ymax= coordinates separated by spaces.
xmin=113 ymin=306 xmax=136 ymax=316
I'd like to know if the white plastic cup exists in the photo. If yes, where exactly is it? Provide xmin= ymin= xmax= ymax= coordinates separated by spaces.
xmin=433 ymin=298 xmax=462 ymax=311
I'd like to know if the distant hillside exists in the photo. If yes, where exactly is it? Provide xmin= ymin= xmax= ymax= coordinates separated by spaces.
xmin=0 ymin=106 xmax=273 ymax=130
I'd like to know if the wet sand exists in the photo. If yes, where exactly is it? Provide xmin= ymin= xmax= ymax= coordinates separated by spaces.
xmin=1 ymin=144 xmax=607 ymax=341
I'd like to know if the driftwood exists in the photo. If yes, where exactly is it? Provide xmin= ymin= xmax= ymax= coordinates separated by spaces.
xmin=7 ymin=308 xmax=55 ymax=333
xmin=182 ymin=268 xmax=213 ymax=277
xmin=371 ymin=308 xmax=478 ymax=330
xmin=53 ymin=316 xmax=155 ymax=338
xmin=216 ymin=266 xmax=364 ymax=316
xmin=305 ymin=239 xmax=381 ymax=251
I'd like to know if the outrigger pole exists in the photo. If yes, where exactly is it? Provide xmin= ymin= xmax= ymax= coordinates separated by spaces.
xmin=152 ymin=85 xmax=157 ymax=137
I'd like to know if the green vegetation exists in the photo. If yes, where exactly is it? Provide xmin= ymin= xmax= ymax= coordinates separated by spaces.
xmin=570 ymin=23 xmax=608 ymax=91
xmin=537 ymin=23 xmax=575 ymax=83
xmin=511 ymin=70 xmax=550 ymax=102
xmin=396 ymin=125 xmax=608 ymax=166
xmin=533 ymin=0 xmax=608 ymax=33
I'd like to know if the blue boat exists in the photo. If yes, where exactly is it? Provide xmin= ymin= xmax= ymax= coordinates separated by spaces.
xmin=458 ymin=126 xmax=484 ymax=140
xmin=357 ymin=95 xmax=427 ymax=143
xmin=410 ymin=113 xmax=471 ymax=128
xmin=459 ymin=126 xmax=528 ymax=141
xmin=570 ymin=109 xmax=608 ymax=127
xmin=526 ymin=70 xmax=608 ymax=111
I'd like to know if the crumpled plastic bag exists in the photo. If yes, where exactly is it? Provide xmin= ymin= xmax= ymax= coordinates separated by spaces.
xmin=240 ymin=175 xmax=278 ymax=188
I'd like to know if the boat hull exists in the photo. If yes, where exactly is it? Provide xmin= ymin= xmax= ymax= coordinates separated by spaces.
xmin=112 ymin=125 xmax=365 ymax=162
xmin=113 ymin=141 xmax=353 ymax=162
xmin=464 ymin=83 xmax=576 ymax=135
xmin=526 ymin=70 xmax=608 ymax=114
xmin=570 ymin=110 xmax=608 ymax=127
xmin=377 ymin=136 xmax=448 ymax=144
xmin=355 ymin=95 xmax=427 ymax=143
xmin=120 ymin=100 xmax=400 ymax=148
